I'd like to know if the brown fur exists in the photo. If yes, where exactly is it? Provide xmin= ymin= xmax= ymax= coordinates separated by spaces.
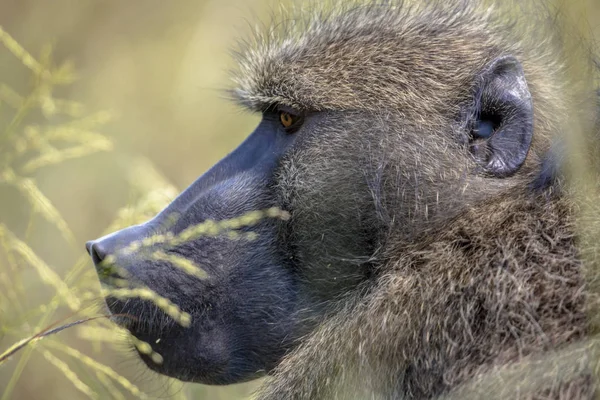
xmin=234 ymin=1 xmax=567 ymax=165
xmin=258 ymin=190 xmax=593 ymax=399
xmin=230 ymin=1 xmax=600 ymax=398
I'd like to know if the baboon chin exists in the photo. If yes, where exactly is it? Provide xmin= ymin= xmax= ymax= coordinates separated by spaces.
xmin=87 ymin=0 xmax=599 ymax=398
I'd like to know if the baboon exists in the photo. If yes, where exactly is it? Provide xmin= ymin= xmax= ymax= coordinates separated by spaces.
xmin=87 ymin=0 xmax=600 ymax=398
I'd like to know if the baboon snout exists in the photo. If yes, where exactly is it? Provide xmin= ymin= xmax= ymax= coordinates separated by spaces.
xmin=86 ymin=240 xmax=106 ymax=264
xmin=86 ymin=225 xmax=149 ymax=283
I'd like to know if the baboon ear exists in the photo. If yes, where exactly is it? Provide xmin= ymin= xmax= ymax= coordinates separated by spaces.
xmin=469 ymin=55 xmax=533 ymax=177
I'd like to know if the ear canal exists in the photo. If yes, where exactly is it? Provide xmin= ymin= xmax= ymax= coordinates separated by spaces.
xmin=470 ymin=55 xmax=534 ymax=177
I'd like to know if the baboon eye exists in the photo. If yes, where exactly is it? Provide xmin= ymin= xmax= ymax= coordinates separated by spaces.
xmin=279 ymin=111 xmax=303 ymax=133
xmin=280 ymin=112 xmax=293 ymax=127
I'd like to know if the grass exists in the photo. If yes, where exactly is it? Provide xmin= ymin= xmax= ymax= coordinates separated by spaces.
xmin=0 ymin=27 xmax=157 ymax=400
xmin=0 ymin=23 xmax=260 ymax=400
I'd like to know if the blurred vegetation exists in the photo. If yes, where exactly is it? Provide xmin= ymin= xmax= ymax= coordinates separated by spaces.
xmin=0 ymin=1 xmax=598 ymax=399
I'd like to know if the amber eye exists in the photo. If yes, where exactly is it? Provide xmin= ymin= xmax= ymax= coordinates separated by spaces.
xmin=280 ymin=112 xmax=295 ymax=128
xmin=276 ymin=109 xmax=304 ymax=133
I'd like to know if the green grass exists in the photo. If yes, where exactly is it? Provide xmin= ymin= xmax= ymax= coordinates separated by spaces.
xmin=0 ymin=4 xmax=261 ymax=397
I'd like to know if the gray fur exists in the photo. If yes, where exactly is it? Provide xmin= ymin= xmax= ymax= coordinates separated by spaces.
xmin=230 ymin=1 xmax=600 ymax=399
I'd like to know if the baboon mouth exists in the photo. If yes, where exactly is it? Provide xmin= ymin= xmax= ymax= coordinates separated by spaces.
xmin=103 ymin=297 xmax=142 ymax=330
xmin=105 ymin=303 xmax=230 ymax=384
xmin=103 ymin=296 xmax=179 ymax=337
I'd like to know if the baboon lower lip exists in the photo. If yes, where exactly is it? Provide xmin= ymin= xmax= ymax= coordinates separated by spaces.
xmin=103 ymin=296 xmax=180 ymax=335
xmin=102 ymin=298 xmax=137 ymax=329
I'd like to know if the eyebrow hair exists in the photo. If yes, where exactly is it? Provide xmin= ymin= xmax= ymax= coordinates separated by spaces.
xmin=231 ymin=88 xmax=314 ymax=114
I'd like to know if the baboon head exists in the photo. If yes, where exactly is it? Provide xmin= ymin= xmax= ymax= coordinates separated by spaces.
xmin=87 ymin=1 xmax=563 ymax=386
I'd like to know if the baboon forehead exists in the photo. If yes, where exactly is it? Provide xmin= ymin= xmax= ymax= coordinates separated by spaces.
xmin=232 ymin=1 xmax=508 ymax=116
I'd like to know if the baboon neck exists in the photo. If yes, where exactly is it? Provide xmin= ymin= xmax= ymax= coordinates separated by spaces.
xmin=382 ymin=189 xmax=588 ymax=397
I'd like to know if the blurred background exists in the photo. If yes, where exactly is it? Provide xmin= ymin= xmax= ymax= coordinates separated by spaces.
xmin=0 ymin=0 xmax=598 ymax=399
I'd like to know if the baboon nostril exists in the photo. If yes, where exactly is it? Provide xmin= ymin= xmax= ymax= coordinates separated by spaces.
xmin=86 ymin=241 xmax=107 ymax=265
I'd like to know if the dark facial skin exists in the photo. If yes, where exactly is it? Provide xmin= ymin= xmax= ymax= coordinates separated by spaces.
xmin=87 ymin=44 xmax=535 ymax=385
xmin=87 ymin=115 xmax=308 ymax=384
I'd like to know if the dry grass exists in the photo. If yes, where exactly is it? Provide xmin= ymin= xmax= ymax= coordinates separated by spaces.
xmin=0 ymin=20 xmax=286 ymax=399
xmin=0 ymin=3 xmax=264 ymax=397
xmin=0 ymin=27 xmax=166 ymax=400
